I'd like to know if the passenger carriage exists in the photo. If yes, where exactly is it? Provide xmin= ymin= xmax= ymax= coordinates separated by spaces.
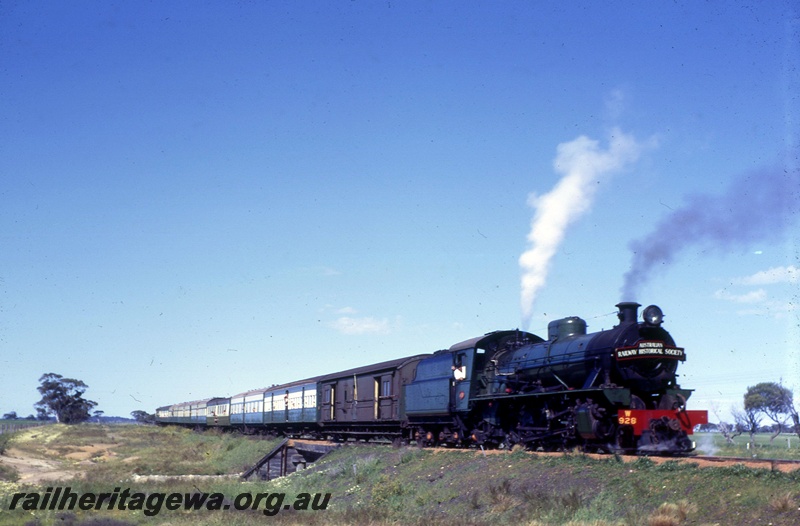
xmin=230 ymin=387 xmax=269 ymax=427
xmin=206 ymin=397 xmax=231 ymax=427
xmin=262 ymin=378 xmax=320 ymax=426
xmin=317 ymin=355 xmax=429 ymax=441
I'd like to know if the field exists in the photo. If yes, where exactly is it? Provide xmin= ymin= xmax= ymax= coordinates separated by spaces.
xmin=693 ymin=431 xmax=800 ymax=460
xmin=1 ymin=425 xmax=799 ymax=526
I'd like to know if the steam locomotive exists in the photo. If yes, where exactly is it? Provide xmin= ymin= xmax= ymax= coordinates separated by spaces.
xmin=156 ymin=302 xmax=707 ymax=454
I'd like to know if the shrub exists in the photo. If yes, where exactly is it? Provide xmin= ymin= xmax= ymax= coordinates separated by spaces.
xmin=0 ymin=462 xmax=19 ymax=482
xmin=769 ymin=492 xmax=796 ymax=512
xmin=371 ymin=475 xmax=407 ymax=507
xmin=351 ymin=454 xmax=381 ymax=484
xmin=0 ymin=433 xmax=13 ymax=455
xmin=646 ymin=500 xmax=697 ymax=526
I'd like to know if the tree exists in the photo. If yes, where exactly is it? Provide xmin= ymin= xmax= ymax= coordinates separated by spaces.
xmin=732 ymin=405 xmax=760 ymax=451
xmin=716 ymin=420 xmax=741 ymax=445
xmin=744 ymin=382 xmax=795 ymax=443
xmin=710 ymin=402 xmax=740 ymax=444
xmin=2 ymin=411 xmax=17 ymax=420
xmin=731 ymin=407 xmax=761 ymax=449
xmin=34 ymin=373 xmax=98 ymax=424
xmin=130 ymin=410 xmax=155 ymax=424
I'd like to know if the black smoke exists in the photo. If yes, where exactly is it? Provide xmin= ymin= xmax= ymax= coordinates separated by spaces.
xmin=621 ymin=164 xmax=800 ymax=300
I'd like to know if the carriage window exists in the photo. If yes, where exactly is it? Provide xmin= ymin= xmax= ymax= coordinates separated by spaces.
xmin=382 ymin=380 xmax=391 ymax=397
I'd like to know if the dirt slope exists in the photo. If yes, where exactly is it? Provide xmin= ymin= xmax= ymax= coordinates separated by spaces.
xmin=0 ymin=447 xmax=75 ymax=484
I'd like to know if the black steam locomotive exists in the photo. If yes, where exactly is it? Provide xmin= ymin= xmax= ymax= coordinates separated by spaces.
xmin=156 ymin=302 xmax=707 ymax=454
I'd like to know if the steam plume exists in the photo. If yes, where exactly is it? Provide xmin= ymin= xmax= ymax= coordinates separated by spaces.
xmin=520 ymin=129 xmax=644 ymax=328
xmin=621 ymin=165 xmax=800 ymax=299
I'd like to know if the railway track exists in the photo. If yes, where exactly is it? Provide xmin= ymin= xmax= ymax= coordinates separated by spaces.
xmin=241 ymin=434 xmax=800 ymax=473
xmin=689 ymin=454 xmax=800 ymax=471
xmin=531 ymin=451 xmax=800 ymax=472
xmin=326 ymin=439 xmax=800 ymax=472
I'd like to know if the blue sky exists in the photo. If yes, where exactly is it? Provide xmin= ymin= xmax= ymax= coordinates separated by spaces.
xmin=2 ymin=1 xmax=798 ymax=424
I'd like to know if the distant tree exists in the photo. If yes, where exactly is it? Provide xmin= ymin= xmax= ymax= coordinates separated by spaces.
xmin=789 ymin=411 xmax=800 ymax=441
xmin=732 ymin=405 xmax=760 ymax=451
xmin=697 ymin=422 xmax=719 ymax=433
xmin=716 ymin=421 xmax=741 ymax=444
xmin=2 ymin=411 xmax=17 ymax=420
xmin=34 ymin=373 xmax=98 ymax=424
xmin=24 ymin=414 xmax=35 ymax=421
xmin=93 ymin=410 xmax=104 ymax=422
xmin=130 ymin=410 xmax=155 ymax=424
xmin=710 ymin=403 xmax=740 ymax=444
xmin=35 ymin=407 xmax=50 ymax=421
xmin=744 ymin=382 xmax=795 ymax=443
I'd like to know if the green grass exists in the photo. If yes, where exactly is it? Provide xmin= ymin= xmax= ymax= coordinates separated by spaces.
xmin=2 ymin=426 xmax=800 ymax=525
xmin=693 ymin=431 xmax=800 ymax=460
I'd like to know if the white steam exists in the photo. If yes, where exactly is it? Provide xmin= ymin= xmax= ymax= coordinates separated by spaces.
xmin=519 ymin=128 xmax=645 ymax=328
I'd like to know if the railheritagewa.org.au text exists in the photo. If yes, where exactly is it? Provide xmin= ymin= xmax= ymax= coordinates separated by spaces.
xmin=7 ymin=487 xmax=331 ymax=516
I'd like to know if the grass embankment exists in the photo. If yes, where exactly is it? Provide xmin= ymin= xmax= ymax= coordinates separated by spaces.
xmin=0 ymin=425 xmax=798 ymax=526
xmin=2 ymin=424 xmax=278 ymax=480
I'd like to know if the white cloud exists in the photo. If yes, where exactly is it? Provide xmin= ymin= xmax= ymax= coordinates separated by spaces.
xmin=733 ymin=265 xmax=798 ymax=286
xmin=713 ymin=288 xmax=767 ymax=304
xmin=328 ymin=316 xmax=391 ymax=335
xmin=714 ymin=265 xmax=799 ymax=318
xmin=604 ymin=88 xmax=625 ymax=121
xmin=730 ymin=300 xmax=798 ymax=318
xmin=320 ymin=266 xmax=342 ymax=276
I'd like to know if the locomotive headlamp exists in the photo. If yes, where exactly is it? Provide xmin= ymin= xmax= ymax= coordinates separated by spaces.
xmin=643 ymin=305 xmax=664 ymax=326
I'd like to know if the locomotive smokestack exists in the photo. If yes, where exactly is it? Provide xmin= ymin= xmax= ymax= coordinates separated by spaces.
xmin=616 ymin=302 xmax=641 ymax=324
